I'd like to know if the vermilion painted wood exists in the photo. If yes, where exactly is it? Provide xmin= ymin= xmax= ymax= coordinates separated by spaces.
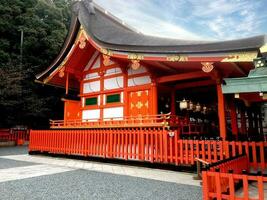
xmin=202 ymin=155 xmax=266 ymax=200
xmin=0 ymin=129 xmax=29 ymax=143
xmin=29 ymin=130 xmax=266 ymax=171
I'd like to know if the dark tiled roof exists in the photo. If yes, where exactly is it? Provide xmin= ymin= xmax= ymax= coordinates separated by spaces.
xmin=74 ymin=0 xmax=267 ymax=54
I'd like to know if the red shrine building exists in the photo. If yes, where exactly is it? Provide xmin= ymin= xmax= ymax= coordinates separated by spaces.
xmin=30 ymin=1 xmax=267 ymax=199
xmin=35 ymin=1 xmax=267 ymax=140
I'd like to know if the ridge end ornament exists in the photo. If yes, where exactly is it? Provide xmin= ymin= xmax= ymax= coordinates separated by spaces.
xmin=59 ymin=66 xmax=65 ymax=78
xmin=201 ymin=62 xmax=214 ymax=73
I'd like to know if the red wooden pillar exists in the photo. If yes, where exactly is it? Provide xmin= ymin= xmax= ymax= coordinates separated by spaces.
xmin=151 ymin=81 xmax=158 ymax=115
xmin=65 ymin=72 xmax=69 ymax=95
xmin=217 ymin=84 xmax=226 ymax=140
xmin=171 ymin=90 xmax=176 ymax=115
xmin=229 ymin=99 xmax=238 ymax=138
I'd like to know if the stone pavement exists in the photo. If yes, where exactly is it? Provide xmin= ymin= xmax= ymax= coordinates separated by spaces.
xmin=0 ymin=146 xmax=202 ymax=200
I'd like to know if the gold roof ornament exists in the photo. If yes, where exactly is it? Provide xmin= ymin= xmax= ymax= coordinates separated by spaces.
xmin=128 ymin=53 xmax=144 ymax=60
xmin=166 ymin=55 xmax=188 ymax=62
xmin=201 ymin=62 xmax=214 ymax=73
xmin=131 ymin=60 xmax=140 ymax=70
xmin=102 ymin=54 xmax=111 ymax=66
xmin=58 ymin=66 xmax=65 ymax=78
xmin=221 ymin=51 xmax=258 ymax=62
xmin=100 ymin=48 xmax=113 ymax=56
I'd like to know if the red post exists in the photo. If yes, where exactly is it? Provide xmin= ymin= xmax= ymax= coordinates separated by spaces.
xmin=217 ymin=84 xmax=226 ymax=140
xmin=229 ymin=99 xmax=238 ymax=138
xmin=65 ymin=72 xmax=69 ymax=95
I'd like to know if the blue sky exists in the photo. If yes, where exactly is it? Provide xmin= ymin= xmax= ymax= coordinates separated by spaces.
xmin=95 ymin=0 xmax=267 ymax=41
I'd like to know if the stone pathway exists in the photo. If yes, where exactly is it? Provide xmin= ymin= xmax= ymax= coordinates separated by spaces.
xmin=0 ymin=146 xmax=202 ymax=200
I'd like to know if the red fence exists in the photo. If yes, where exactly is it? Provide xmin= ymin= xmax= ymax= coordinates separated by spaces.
xmin=179 ymin=140 xmax=267 ymax=171
xmin=29 ymin=129 xmax=267 ymax=170
xmin=202 ymin=155 xmax=267 ymax=200
xmin=0 ymin=129 xmax=29 ymax=144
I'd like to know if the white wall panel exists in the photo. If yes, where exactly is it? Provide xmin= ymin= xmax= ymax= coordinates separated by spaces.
xmin=104 ymin=76 xmax=123 ymax=90
xmin=84 ymin=51 xmax=99 ymax=71
xmin=84 ymin=72 xmax=99 ymax=80
xmin=128 ymin=76 xmax=151 ymax=87
xmin=82 ymin=109 xmax=100 ymax=121
xmin=83 ymin=80 xmax=100 ymax=93
xmin=103 ymin=107 xmax=123 ymax=120
xmin=91 ymin=56 xmax=100 ymax=69
xmin=105 ymin=67 xmax=122 ymax=76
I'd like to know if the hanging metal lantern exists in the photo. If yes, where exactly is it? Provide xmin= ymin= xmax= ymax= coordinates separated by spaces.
xmin=195 ymin=103 xmax=201 ymax=112
xmin=202 ymin=105 xmax=207 ymax=114
xmin=189 ymin=101 xmax=194 ymax=110
xmin=179 ymin=99 xmax=188 ymax=110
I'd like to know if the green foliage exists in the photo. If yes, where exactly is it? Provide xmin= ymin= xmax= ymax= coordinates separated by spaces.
xmin=0 ymin=0 xmax=72 ymax=128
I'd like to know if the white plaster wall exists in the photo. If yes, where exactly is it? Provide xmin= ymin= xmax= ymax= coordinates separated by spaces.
xmin=104 ymin=76 xmax=123 ymax=90
xmin=84 ymin=72 xmax=99 ymax=80
xmin=103 ymin=107 xmax=123 ymax=120
xmin=84 ymin=51 xmax=99 ymax=71
xmin=128 ymin=76 xmax=151 ymax=87
xmin=105 ymin=67 xmax=122 ymax=76
xmin=91 ymin=56 xmax=100 ymax=69
xmin=82 ymin=109 xmax=100 ymax=121
xmin=83 ymin=80 xmax=100 ymax=93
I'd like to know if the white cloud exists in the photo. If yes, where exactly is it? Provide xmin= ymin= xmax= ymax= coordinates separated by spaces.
xmin=94 ymin=0 xmax=205 ymax=40
xmin=94 ymin=0 xmax=267 ymax=40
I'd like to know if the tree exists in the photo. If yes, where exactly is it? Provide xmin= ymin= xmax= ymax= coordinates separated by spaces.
xmin=0 ymin=0 xmax=72 ymax=128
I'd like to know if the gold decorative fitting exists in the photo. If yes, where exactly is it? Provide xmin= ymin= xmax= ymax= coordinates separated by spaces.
xmin=136 ymin=102 xmax=143 ymax=109
xmin=201 ymin=62 xmax=214 ymax=73
xmin=58 ymin=67 xmax=65 ymax=78
xmin=79 ymin=36 xmax=86 ymax=49
xmin=103 ymin=54 xmax=110 ymax=66
xmin=221 ymin=51 xmax=258 ymax=62
xmin=100 ymin=48 xmax=113 ymax=56
xmin=128 ymin=53 xmax=144 ymax=60
xmin=131 ymin=60 xmax=140 ymax=70
xmin=166 ymin=55 xmax=188 ymax=62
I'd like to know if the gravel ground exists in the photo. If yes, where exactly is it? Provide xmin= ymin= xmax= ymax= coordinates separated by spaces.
xmin=0 ymin=169 xmax=202 ymax=200
xmin=0 ymin=158 xmax=37 ymax=169
xmin=0 ymin=145 xmax=28 ymax=156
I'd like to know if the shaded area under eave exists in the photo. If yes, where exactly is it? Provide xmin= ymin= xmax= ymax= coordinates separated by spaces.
xmin=222 ymin=67 xmax=267 ymax=94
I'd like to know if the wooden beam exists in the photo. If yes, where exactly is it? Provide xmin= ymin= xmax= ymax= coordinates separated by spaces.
xmin=231 ymin=63 xmax=246 ymax=76
xmin=156 ymin=71 xmax=210 ymax=83
xmin=175 ymin=79 xmax=215 ymax=90
xmin=147 ymin=61 xmax=177 ymax=73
